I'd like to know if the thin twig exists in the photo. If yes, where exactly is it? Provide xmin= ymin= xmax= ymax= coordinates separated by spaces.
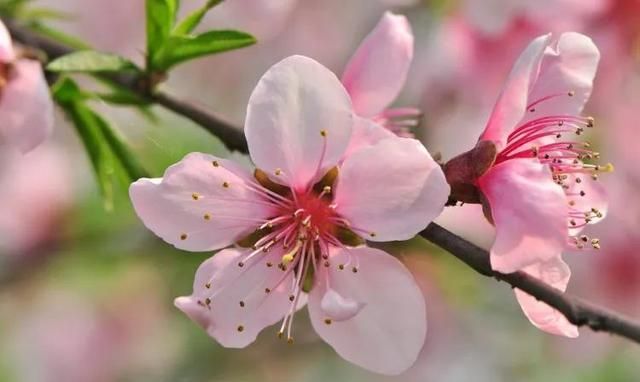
xmin=7 ymin=17 xmax=640 ymax=344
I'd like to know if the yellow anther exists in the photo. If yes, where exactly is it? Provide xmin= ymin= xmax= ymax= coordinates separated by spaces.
xmin=282 ymin=253 xmax=295 ymax=265
xmin=203 ymin=213 xmax=211 ymax=220
xmin=320 ymin=129 xmax=327 ymax=137
xmin=192 ymin=193 xmax=200 ymax=200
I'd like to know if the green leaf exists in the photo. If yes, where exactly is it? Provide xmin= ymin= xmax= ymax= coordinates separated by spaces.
xmin=151 ymin=30 xmax=256 ymax=70
xmin=53 ymin=78 xmax=116 ymax=210
xmin=47 ymin=51 xmax=140 ymax=73
xmin=52 ymin=78 xmax=149 ymax=210
xmin=29 ymin=23 xmax=90 ymax=50
xmin=146 ymin=0 xmax=178 ymax=66
xmin=173 ymin=0 xmax=223 ymax=35
xmin=93 ymin=112 xmax=149 ymax=181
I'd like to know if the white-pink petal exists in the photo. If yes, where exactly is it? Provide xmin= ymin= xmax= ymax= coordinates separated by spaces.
xmin=129 ymin=153 xmax=278 ymax=252
xmin=519 ymin=32 xmax=599 ymax=128
xmin=341 ymin=12 xmax=413 ymax=118
xmin=480 ymin=34 xmax=550 ymax=150
xmin=514 ymin=257 xmax=579 ymax=337
xmin=308 ymin=246 xmax=426 ymax=375
xmin=244 ymin=55 xmax=353 ymax=191
xmin=342 ymin=116 xmax=395 ymax=159
xmin=334 ymin=137 xmax=449 ymax=242
xmin=175 ymin=247 xmax=297 ymax=348
xmin=478 ymin=159 xmax=568 ymax=273
xmin=0 ymin=60 xmax=53 ymax=153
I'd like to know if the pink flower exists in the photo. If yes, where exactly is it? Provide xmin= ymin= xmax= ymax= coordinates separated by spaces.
xmin=446 ymin=33 xmax=609 ymax=337
xmin=341 ymin=12 xmax=419 ymax=137
xmin=0 ymin=144 xmax=72 ymax=255
xmin=0 ymin=20 xmax=54 ymax=153
xmin=130 ymin=55 xmax=449 ymax=375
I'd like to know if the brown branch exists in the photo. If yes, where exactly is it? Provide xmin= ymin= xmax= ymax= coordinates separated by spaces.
xmin=7 ymin=17 xmax=640 ymax=345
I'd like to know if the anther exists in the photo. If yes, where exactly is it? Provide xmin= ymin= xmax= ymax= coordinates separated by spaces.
xmin=282 ymin=254 xmax=295 ymax=265
xmin=568 ymin=91 xmax=575 ymax=96
xmin=205 ymin=282 xmax=211 ymax=289
xmin=580 ymin=190 xmax=586 ymax=197
xmin=587 ymin=117 xmax=594 ymax=127
xmin=338 ymin=264 xmax=345 ymax=270
xmin=192 ymin=193 xmax=200 ymax=200
xmin=238 ymin=261 xmax=245 ymax=268
xmin=223 ymin=181 xmax=230 ymax=188
xmin=265 ymin=288 xmax=271 ymax=294
xmin=352 ymin=267 xmax=358 ymax=273
xmin=212 ymin=160 xmax=219 ymax=167
xmin=275 ymin=168 xmax=282 ymax=176
xmin=320 ymin=129 xmax=327 ymax=137
xmin=324 ymin=261 xmax=330 ymax=267
xmin=205 ymin=298 xmax=211 ymax=306
xmin=180 ymin=233 xmax=188 ymax=240
xmin=237 ymin=325 xmax=244 ymax=332
xmin=203 ymin=213 xmax=211 ymax=220
xmin=287 ymin=337 xmax=294 ymax=345
xmin=369 ymin=232 xmax=376 ymax=238
xmin=239 ymin=301 xmax=245 ymax=308
xmin=324 ymin=318 xmax=332 ymax=325
xmin=289 ymin=295 xmax=295 ymax=302
xmin=266 ymin=262 xmax=273 ymax=267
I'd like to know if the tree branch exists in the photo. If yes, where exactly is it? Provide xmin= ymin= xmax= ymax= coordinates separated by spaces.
xmin=7 ymin=17 xmax=640 ymax=345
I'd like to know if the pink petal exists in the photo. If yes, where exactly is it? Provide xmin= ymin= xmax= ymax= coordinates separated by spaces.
xmin=129 ymin=153 xmax=278 ymax=252
xmin=0 ymin=60 xmax=53 ymax=153
xmin=480 ymin=34 xmax=550 ymax=150
xmin=478 ymin=159 xmax=568 ymax=273
xmin=308 ymin=246 xmax=426 ymax=375
xmin=341 ymin=12 xmax=413 ymax=117
xmin=514 ymin=257 xmax=579 ymax=337
xmin=245 ymin=55 xmax=353 ymax=191
xmin=175 ymin=247 xmax=297 ymax=348
xmin=0 ymin=20 xmax=15 ymax=62
xmin=519 ymin=32 xmax=599 ymax=128
xmin=334 ymin=137 xmax=449 ymax=242
xmin=342 ymin=116 xmax=395 ymax=159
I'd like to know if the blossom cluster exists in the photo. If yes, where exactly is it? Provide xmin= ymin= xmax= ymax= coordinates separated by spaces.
xmin=0 ymin=6 xmax=613 ymax=377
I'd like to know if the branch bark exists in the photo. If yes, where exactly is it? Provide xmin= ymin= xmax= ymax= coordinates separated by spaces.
xmin=7 ymin=17 xmax=640 ymax=345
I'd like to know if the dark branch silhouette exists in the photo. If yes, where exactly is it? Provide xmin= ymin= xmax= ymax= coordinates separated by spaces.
xmin=6 ymin=17 xmax=640 ymax=344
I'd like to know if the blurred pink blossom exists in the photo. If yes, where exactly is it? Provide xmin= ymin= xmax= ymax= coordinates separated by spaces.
xmin=0 ymin=21 xmax=53 ymax=154
xmin=341 ymin=12 xmax=419 ymax=136
xmin=474 ymin=33 xmax=608 ymax=337
xmin=0 ymin=144 xmax=72 ymax=256
xmin=131 ymin=55 xmax=449 ymax=375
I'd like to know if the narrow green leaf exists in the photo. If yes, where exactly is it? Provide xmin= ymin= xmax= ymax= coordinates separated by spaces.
xmin=152 ymin=30 xmax=255 ymax=70
xmin=53 ymin=78 xmax=116 ymax=210
xmin=47 ymin=51 xmax=139 ymax=73
xmin=29 ymin=23 xmax=90 ymax=50
xmin=146 ymin=0 xmax=178 ymax=67
xmin=19 ymin=7 xmax=73 ymax=21
xmin=173 ymin=0 xmax=223 ymax=35
xmin=52 ymin=78 xmax=149 ymax=210
xmin=93 ymin=112 xmax=149 ymax=181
